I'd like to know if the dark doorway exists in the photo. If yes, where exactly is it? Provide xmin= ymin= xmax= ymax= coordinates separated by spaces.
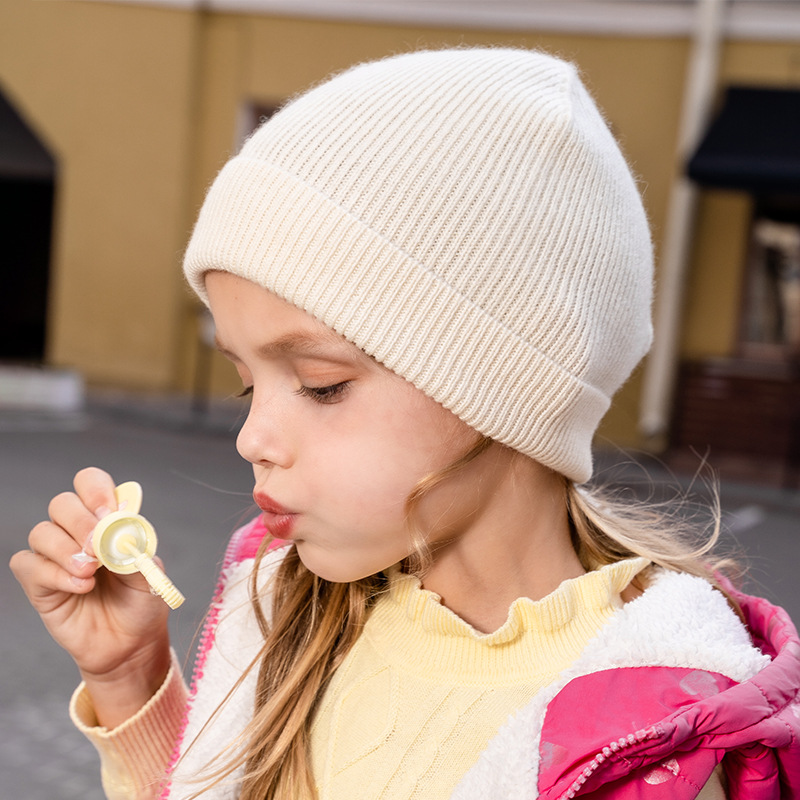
xmin=0 ymin=87 xmax=57 ymax=362
xmin=674 ymin=86 xmax=800 ymax=486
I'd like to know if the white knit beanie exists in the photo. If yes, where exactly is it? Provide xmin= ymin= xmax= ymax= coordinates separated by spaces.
xmin=184 ymin=48 xmax=653 ymax=483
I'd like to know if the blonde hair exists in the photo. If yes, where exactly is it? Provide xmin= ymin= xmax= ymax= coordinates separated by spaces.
xmin=193 ymin=442 xmax=732 ymax=799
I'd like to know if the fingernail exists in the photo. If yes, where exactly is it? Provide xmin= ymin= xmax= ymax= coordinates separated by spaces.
xmin=81 ymin=532 xmax=96 ymax=559
xmin=72 ymin=551 xmax=97 ymax=566
xmin=70 ymin=576 xmax=89 ymax=588
xmin=95 ymin=505 xmax=111 ymax=520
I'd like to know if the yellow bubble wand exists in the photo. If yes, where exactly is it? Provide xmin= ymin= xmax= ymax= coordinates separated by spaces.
xmin=91 ymin=481 xmax=185 ymax=609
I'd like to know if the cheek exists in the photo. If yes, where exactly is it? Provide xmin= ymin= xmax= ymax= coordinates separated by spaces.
xmin=318 ymin=435 xmax=416 ymax=524
xmin=329 ymin=402 xmax=470 ymax=516
xmin=302 ymin=411 xmax=427 ymax=521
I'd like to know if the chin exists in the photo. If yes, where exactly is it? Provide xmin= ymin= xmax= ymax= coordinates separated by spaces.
xmin=294 ymin=542 xmax=392 ymax=584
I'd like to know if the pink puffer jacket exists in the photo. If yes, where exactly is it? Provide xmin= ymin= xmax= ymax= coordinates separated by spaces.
xmin=536 ymin=585 xmax=800 ymax=799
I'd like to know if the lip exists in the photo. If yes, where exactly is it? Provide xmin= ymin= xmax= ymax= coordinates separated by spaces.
xmin=254 ymin=492 xmax=297 ymax=538
xmin=254 ymin=492 xmax=293 ymax=515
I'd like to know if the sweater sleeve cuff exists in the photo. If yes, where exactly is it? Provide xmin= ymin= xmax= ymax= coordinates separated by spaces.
xmin=70 ymin=651 xmax=189 ymax=800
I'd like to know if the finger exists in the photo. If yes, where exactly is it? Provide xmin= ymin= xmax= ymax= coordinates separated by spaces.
xmin=47 ymin=491 xmax=105 ymax=555
xmin=29 ymin=519 xmax=100 ymax=580
xmin=73 ymin=467 xmax=118 ymax=518
xmin=9 ymin=548 xmax=96 ymax=607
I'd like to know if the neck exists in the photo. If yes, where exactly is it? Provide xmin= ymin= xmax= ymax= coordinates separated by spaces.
xmin=421 ymin=451 xmax=583 ymax=634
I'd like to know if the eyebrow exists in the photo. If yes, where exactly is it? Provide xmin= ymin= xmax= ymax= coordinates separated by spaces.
xmin=215 ymin=330 xmax=362 ymax=365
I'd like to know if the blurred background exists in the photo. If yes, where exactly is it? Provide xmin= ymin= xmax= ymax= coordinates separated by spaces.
xmin=2 ymin=0 xmax=800 ymax=797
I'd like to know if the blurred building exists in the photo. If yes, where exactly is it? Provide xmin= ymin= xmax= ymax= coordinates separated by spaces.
xmin=2 ymin=0 xmax=800 ymax=475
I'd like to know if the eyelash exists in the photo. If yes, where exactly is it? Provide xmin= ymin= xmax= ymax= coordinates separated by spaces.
xmin=235 ymin=382 xmax=350 ymax=404
xmin=295 ymin=382 xmax=350 ymax=404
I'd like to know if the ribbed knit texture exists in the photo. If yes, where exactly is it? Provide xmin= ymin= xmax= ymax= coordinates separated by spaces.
xmin=70 ymin=651 xmax=188 ymax=800
xmin=309 ymin=557 xmax=648 ymax=799
xmin=184 ymin=48 xmax=653 ymax=482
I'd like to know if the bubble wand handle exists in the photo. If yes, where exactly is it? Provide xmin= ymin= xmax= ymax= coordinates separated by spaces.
xmin=131 ymin=549 xmax=186 ymax=610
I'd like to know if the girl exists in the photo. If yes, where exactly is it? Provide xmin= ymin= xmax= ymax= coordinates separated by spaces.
xmin=11 ymin=48 xmax=800 ymax=800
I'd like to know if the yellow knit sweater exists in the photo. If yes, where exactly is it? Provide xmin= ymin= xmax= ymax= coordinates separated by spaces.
xmin=310 ymin=558 xmax=648 ymax=800
xmin=71 ymin=557 xmax=648 ymax=800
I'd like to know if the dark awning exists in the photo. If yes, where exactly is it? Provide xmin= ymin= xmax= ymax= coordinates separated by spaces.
xmin=0 ymin=86 xmax=56 ymax=181
xmin=687 ymin=86 xmax=800 ymax=195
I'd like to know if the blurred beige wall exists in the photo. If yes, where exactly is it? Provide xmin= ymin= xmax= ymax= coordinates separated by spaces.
xmin=0 ymin=1 xmax=199 ymax=388
xmin=2 ymin=2 xmax=799 ymax=448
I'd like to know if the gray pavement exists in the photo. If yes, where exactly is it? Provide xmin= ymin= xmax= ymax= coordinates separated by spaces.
xmin=2 ymin=395 xmax=799 ymax=799
xmin=2 ymin=394 xmax=253 ymax=800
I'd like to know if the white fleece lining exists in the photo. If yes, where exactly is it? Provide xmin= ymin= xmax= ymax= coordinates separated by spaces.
xmin=450 ymin=569 xmax=771 ymax=800
xmin=169 ymin=550 xmax=283 ymax=800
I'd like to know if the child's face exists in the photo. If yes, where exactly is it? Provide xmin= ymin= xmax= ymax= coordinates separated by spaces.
xmin=206 ymin=271 xmax=503 ymax=583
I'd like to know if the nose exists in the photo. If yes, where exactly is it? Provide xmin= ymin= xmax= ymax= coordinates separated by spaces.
xmin=235 ymin=395 xmax=292 ymax=468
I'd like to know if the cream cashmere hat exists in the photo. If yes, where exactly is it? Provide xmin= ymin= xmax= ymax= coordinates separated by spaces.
xmin=184 ymin=48 xmax=653 ymax=483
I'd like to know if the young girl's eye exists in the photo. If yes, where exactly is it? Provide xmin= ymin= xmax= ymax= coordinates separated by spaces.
xmin=236 ymin=386 xmax=253 ymax=399
xmin=296 ymin=382 xmax=350 ymax=404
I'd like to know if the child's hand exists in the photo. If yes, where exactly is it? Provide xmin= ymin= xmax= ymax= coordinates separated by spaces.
xmin=10 ymin=467 xmax=172 ymax=727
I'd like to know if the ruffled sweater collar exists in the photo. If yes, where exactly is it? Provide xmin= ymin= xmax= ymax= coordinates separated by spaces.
xmin=364 ymin=557 xmax=650 ymax=683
